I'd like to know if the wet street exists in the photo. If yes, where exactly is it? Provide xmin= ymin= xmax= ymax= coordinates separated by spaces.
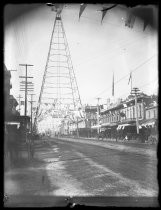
xmin=5 ymin=137 xmax=158 ymax=206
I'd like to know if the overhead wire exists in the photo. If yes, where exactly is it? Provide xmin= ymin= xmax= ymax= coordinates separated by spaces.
xmin=13 ymin=20 xmax=26 ymax=78
xmin=100 ymin=77 xmax=158 ymax=105
xmin=78 ymin=10 xmax=156 ymax=76
xmin=21 ymin=14 xmax=28 ymax=58
xmin=12 ymin=15 xmax=29 ymax=102
xmin=75 ymin=33 xmax=151 ymax=71
xmin=75 ymin=18 xmax=153 ymax=69
xmin=61 ymin=8 xmax=157 ymax=107
xmin=7 ymin=5 xmax=157 ymax=109
xmin=93 ymin=53 xmax=157 ymax=98
xmin=13 ymin=23 xmax=22 ymax=63
xmin=106 ymin=77 xmax=158 ymax=104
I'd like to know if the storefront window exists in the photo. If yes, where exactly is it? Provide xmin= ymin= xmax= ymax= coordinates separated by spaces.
xmin=130 ymin=107 xmax=132 ymax=119
xmin=149 ymin=111 xmax=151 ymax=118
xmin=154 ymin=109 xmax=156 ymax=118
xmin=139 ymin=104 xmax=142 ymax=118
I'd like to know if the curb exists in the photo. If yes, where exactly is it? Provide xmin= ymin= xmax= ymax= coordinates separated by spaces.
xmin=58 ymin=136 xmax=153 ymax=146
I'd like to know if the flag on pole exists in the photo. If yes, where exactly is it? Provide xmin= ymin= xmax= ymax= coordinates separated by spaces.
xmin=100 ymin=5 xmax=117 ymax=24
xmin=79 ymin=4 xmax=87 ymax=20
xmin=128 ymin=72 xmax=132 ymax=85
xmin=21 ymin=101 xmax=24 ymax=105
xmin=125 ymin=10 xmax=135 ymax=28
xmin=101 ymin=9 xmax=108 ymax=23
xmin=143 ymin=20 xmax=149 ymax=31
xmin=112 ymin=72 xmax=114 ymax=96
xmin=142 ymin=8 xmax=153 ymax=31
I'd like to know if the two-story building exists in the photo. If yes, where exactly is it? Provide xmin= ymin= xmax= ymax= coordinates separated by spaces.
xmin=84 ymin=105 xmax=98 ymax=137
xmin=100 ymin=94 xmax=155 ymax=140
xmin=139 ymin=100 xmax=158 ymax=142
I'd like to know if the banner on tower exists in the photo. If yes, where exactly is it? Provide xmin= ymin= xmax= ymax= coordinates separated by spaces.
xmin=100 ymin=5 xmax=117 ymax=23
xmin=79 ymin=4 xmax=87 ymax=19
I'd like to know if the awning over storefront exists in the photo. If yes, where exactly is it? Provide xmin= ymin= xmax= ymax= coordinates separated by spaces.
xmin=5 ymin=121 xmax=20 ymax=128
xmin=117 ymin=123 xmax=136 ymax=130
xmin=101 ymin=123 xmax=110 ymax=127
xmin=117 ymin=124 xmax=130 ymax=130
xmin=101 ymin=122 xmax=117 ymax=127
xmin=91 ymin=125 xmax=101 ymax=129
xmin=5 ymin=121 xmax=20 ymax=125
xmin=140 ymin=119 xmax=157 ymax=127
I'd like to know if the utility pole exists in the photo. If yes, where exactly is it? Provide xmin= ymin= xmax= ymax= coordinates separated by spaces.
xmin=17 ymin=94 xmax=23 ymax=113
xmin=131 ymin=87 xmax=140 ymax=134
xmin=28 ymin=94 xmax=36 ymax=135
xmin=96 ymin=97 xmax=101 ymax=136
xmin=19 ymin=64 xmax=34 ymax=116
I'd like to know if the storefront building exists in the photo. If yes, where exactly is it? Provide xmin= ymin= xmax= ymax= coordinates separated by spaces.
xmin=100 ymin=94 xmax=156 ymax=140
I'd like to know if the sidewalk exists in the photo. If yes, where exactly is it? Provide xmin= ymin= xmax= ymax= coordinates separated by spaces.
xmin=55 ymin=136 xmax=157 ymax=158
xmin=4 ymin=141 xmax=57 ymax=206
xmin=58 ymin=136 xmax=157 ymax=147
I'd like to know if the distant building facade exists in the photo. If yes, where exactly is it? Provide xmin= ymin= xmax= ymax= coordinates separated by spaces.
xmin=67 ymin=105 xmax=97 ymax=137
xmin=99 ymin=94 xmax=158 ymax=141
xmin=59 ymin=93 xmax=158 ymax=141
xmin=4 ymin=64 xmax=22 ymax=124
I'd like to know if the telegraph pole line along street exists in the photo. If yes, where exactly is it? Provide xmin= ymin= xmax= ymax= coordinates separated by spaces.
xmin=131 ymin=87 xmax=141 ymax=135
xmin=28 ymin=94 xmax=36 ymax=134
xmin=19 ymin=64 xmax=34 ymax=116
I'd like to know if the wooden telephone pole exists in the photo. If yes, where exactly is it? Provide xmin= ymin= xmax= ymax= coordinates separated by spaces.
xmin=19 ymin=64 xmax=34 ymax=116
xmin=17 ymin=94 xmax=23 ymax=113
xmin=28 ymin=94 xmax=36 ymax=134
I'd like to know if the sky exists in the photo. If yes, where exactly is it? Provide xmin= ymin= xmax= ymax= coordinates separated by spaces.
xmin=4 ymin=4 xmax=158 ymax=114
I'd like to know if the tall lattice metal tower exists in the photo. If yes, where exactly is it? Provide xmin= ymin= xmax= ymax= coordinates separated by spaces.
xmin=34 ymin=5 xmax=83 ymax=133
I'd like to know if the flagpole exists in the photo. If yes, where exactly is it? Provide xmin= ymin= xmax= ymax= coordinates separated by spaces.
xmin=128 ymin=72 xmax=132 ymax=93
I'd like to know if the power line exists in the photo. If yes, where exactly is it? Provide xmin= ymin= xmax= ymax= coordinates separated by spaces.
xmin=19 ymin=64 xmax=34 ymax=116
xmin=110 ymin=77 xmax=158 ymax=100
xmin=139 ymin=78 xmax=158 ymax=89
xmin=94 ymin=54 xmax=157 ymax=98
xmin=75 ymin=33 xmax=150 ymax=68
xmin=99 ymin=77 xmax=158 ymax=105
